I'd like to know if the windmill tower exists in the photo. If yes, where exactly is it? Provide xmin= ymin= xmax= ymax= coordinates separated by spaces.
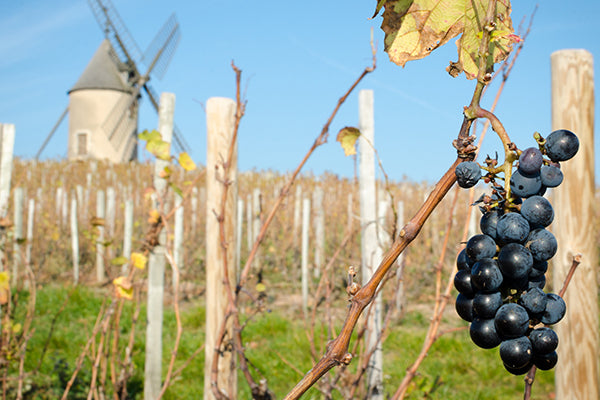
xmin=37 ymin=0 xmax=190 ymax=161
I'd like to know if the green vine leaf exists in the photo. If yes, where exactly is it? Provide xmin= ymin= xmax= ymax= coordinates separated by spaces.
xmin=379 ymin=0 xmax=515 ymax=79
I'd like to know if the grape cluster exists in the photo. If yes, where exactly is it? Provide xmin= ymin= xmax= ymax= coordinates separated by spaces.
xmin=453 ymin=129 xmax=579 ymax=375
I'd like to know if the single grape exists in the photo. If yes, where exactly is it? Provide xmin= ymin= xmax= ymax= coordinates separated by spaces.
xmin=540 ymin=164 xmax=563 ymax=187
xmin=510 ymin=170 xmax=542 ymax=198
xmin=470 ymin=317 xmax=502 ymax=349
xmin=527 ymin=275 xmax=546 ymax=290
xmin=526 ymin=228 xmax=558 ymax=262
xmin=529 ymin=260 xmax=548 ymax=279
xmin=473 ymin=291 xmax=503 ymax=319
xmin=454 ymin=270 xmax=475 ymax=296
xmin=533 ymin=351 xmax=558 ymax=370
xmin=518 ymin=147 xmax=543 ymax=176
xmin=518 ymin=287 xmax=547 ymax=315
xmin=541 ymin=293 xmax=566 ymax=325
xmin=456 ymin=293 xmax=474 ymax=322
xmin=545 ymin=129 xmax=579 ymax=162
xmin=471 ymin=258 xmax=503 ymax=293
xmin=500 ymin=336 xmax=533 ymax=369
xmin=504 ymin=361 xmax=534 ymax=376
xmin=480 ymin=209 xmax=501 ymax=240
xmin=495 ymin=303 xmax=530 ymax=338
xmin=520 ymin=196 xmax=554 ymax=228
xmin=529 ymin=327 xmax=559 ymax=354
xmin=456 ymin=248 xmax=473 ymax=271
xmin=496 ymin=212 xmax=530 ymax=244
xmin=466 ymin=234 xmax=497 ymax=261
xmin=455 ymin=161 xmax=481 ymax=188
xmin=497 ymin=243 xmax=533 ymax=280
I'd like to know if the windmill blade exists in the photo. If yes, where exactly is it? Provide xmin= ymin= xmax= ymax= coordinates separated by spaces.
xmin=87 ymin=0 xmax=143 ymax=67
xmin=142 ymin=14 xmax=181 ymax=80
xmin=36 ymin=106 xmax=68 ymax=159
xmin=102 ymin=91 xmax=139 ymax=151
xmin=143 ymin=83 xmax=192 ymax=155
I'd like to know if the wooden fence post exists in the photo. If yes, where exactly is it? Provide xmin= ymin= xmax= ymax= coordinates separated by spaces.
xmin=144 ymin=92 xmax=175 ymax=400
xmin=96 ymin=190 xmax=105 ymax=282
xmin=551 ymin=49 xmax=599 ymax=400
xmin=70 ymin=197 xmax=79 ymax=284
xmin=358 ymin=89 xmax=384 ymax=399
xmin=204 ymin=97 xmax=238 ymax=400
xmin=12 ymin=188 xmax=23 ymax=287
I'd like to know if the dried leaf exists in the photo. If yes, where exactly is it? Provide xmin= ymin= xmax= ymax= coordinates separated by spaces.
xmin=380 ymin=0 xmax=514 ymax=79
xmin=148 ymin=209 xmax=160 ymax=225
xmin=336 ymin=127 xmax=361 ymax=156
xmin=178 ymin=152 xmax=197 ymax=171
xmin=146 ymin=139 xmax=171 ymax=161
xmin=111 ymin=256 xmax=129 ymax=266
xmin=131 ymin=252 xmax=147 ymax=270
xmin=113 ymin=276 xmax=133 ymax=300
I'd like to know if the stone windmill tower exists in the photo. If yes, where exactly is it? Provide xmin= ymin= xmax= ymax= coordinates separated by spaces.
xmin=37 ymin=0 xmax=190 ymax=161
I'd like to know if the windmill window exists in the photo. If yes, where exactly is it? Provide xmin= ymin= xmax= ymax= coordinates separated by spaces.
xmin=77 ymin=132 xmax=88 ymax=156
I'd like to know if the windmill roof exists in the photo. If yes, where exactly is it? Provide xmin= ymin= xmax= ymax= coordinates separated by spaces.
xmin=69 ymin=39 xmax=132 ymax=94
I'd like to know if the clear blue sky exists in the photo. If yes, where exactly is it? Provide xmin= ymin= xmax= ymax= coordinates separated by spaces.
xmin=1 ymin=1 xmax=598 ymax=182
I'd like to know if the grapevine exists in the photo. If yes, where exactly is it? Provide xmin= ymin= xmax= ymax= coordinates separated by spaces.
xmin=454 ymin=128 xmax=580 ymax=374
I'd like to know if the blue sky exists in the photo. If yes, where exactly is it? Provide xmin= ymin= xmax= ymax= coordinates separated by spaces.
xmin=0 ymin=1 xmax=598 ymax=182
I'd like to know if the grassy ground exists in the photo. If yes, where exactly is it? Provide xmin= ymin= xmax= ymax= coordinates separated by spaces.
xmin=14 ymin=285 xmax=555 ymax=399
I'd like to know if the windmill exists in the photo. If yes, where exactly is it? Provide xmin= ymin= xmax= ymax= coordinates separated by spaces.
xmin=36 ymin=0 xmax=191 ymax=162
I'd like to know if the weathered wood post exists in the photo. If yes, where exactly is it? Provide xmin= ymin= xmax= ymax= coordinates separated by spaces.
xmin=96 ymin=190 xmax=105 ymax=282
xmin=106 ymin=187 xmax=116 ymax=259
xmin=12 ymin=188 xmax=23 ymax=287
xmin=204 ymin=97 xmax=238 ymax=400
xmin=551 ymin=49 xmax=599 ymax=399
xmin=358 ymin=89 xmax=384 ymax=399
xmin=0 ymin=124 xmax=14 ymax=274
xmin=144 ymin=92 xmax=175 ymax=400
xmin=70 ymin=197 xmax=79 ymax=284
xmin=301 ymin=197 xmax=310 ymax=315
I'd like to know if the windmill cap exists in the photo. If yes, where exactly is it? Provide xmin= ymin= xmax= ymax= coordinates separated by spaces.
xmin=69 ymin=39 xmax=133 ymax=94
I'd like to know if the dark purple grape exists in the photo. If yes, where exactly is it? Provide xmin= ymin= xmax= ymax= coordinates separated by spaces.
xmin=529 ymin=327 xmax=559 ymax=354
xmin=480 ymin=209 xmax=501 ymax=240
xmin=534 ymin=351 xmax=558 ymax=370
xmin=497 ymin=243 xmax=533 ymax=280
xmin=471 ymin=258 xmax=503 ymax=293
xmin=541 ymin=293 xmax=566 ymax=325
xmin=495 ymin=303 xmax=530 ymax=338
xmin=527 ymin=275 xmax=546 ymax=290
xmin=496 ymin=212 xmax=530 ymax=244
xmin=540 ymin=164 xmax=563 ymax=187
xmin=455 ymin=161 xmax=481 ymax=188
xmin=545 ymin=129 xmax=579 ymax=162
xmin=500 ymin=336 xmax=533 ymax=369
xmin=454 ymin=270 xmax=475 ymax=296
xmin=526 ymin=228 xmax=558 ymax=262
xmin=518 ymin=287 xmax=547 ymax=315
xmin=470 ymin=317 xmax=502 ymax=349
xmin=518 ymin=147 xmax=543 ymax=176
xmin=520 ymin=196 xmax=554 ymax=228
xmin=456 ymin=293 xmax=474 ymax=322
xmin=466 ymin=234 xmax=497 ymax=261
xmin=510 ymin=170 xmax=542 ymax=198
xmin=502 ymin=275 xmax=530 ymax=293
xmin=504 ymin=361 xmax=534 ymax=375
xmin=473 ymin=292 xmax=503 ymax=319
xmin=456 ymin=248 xmax=473 ymax=271
xmin=529 ymin=260 xmax=548 ymax=279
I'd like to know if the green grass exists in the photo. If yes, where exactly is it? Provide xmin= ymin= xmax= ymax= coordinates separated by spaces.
xmin=10 ymin=285 xmax=555 ymax=399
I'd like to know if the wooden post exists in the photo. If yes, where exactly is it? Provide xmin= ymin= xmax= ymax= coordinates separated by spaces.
xmin=551 ymin=49 xmax=599 ymax=400
xmin=106 ymin=187 xmax=116 ymax=258
xmin=70 ymin=197 xmax=79 ymax=284
xmin=144 ymin=92 xmax=175 ymax=400
xmin=122 ymin=199 xmax=133 ymax=275
xmin=0 ymin=124 xmax=15 ymax=219
xmin=96 ymin=190 xmax=105 ymax=282
xmin=358 ymin=89 xmax=384 ymax=399
xmin=301 ymin=197 xmax=310 ymax=315
xmin=204 ymin=97 xmax=238 ymax=400
xmin=174 ymin=192 xmax=184 ymax=274
xmin=12 ymin=188 xmax=23 ymax=287
xmin=313 ymin=186 xmax=324 ymax=278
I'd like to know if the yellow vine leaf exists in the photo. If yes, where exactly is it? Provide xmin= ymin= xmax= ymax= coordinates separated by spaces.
xmin=111 ymin=256 xmax=129 ymax=266
xmin=336 ymin=127 xmax=361 ymax=156
xmin=138 ymin=130 xmax=162 ymax=142
xmin=146 ymin=139 xmax=171 ymax=161
xmin=131 ymin=252 xmax=148 ymax=270
xmin=378 ymin=0 xmax=514 ymax=79
xmin=0 ymin=272 xmax=9 ymax=291
xmin=148 ymin=209 xmax=160 ymax=225
xmin=178 ymin=152 xmax=197 ymax=171
xmin=113 ymin=276 xmax=133 ymax=300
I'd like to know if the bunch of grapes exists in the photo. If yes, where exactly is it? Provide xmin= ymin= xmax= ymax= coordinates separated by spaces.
xmin=453 ymin=129 xmax=579 ymax=375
